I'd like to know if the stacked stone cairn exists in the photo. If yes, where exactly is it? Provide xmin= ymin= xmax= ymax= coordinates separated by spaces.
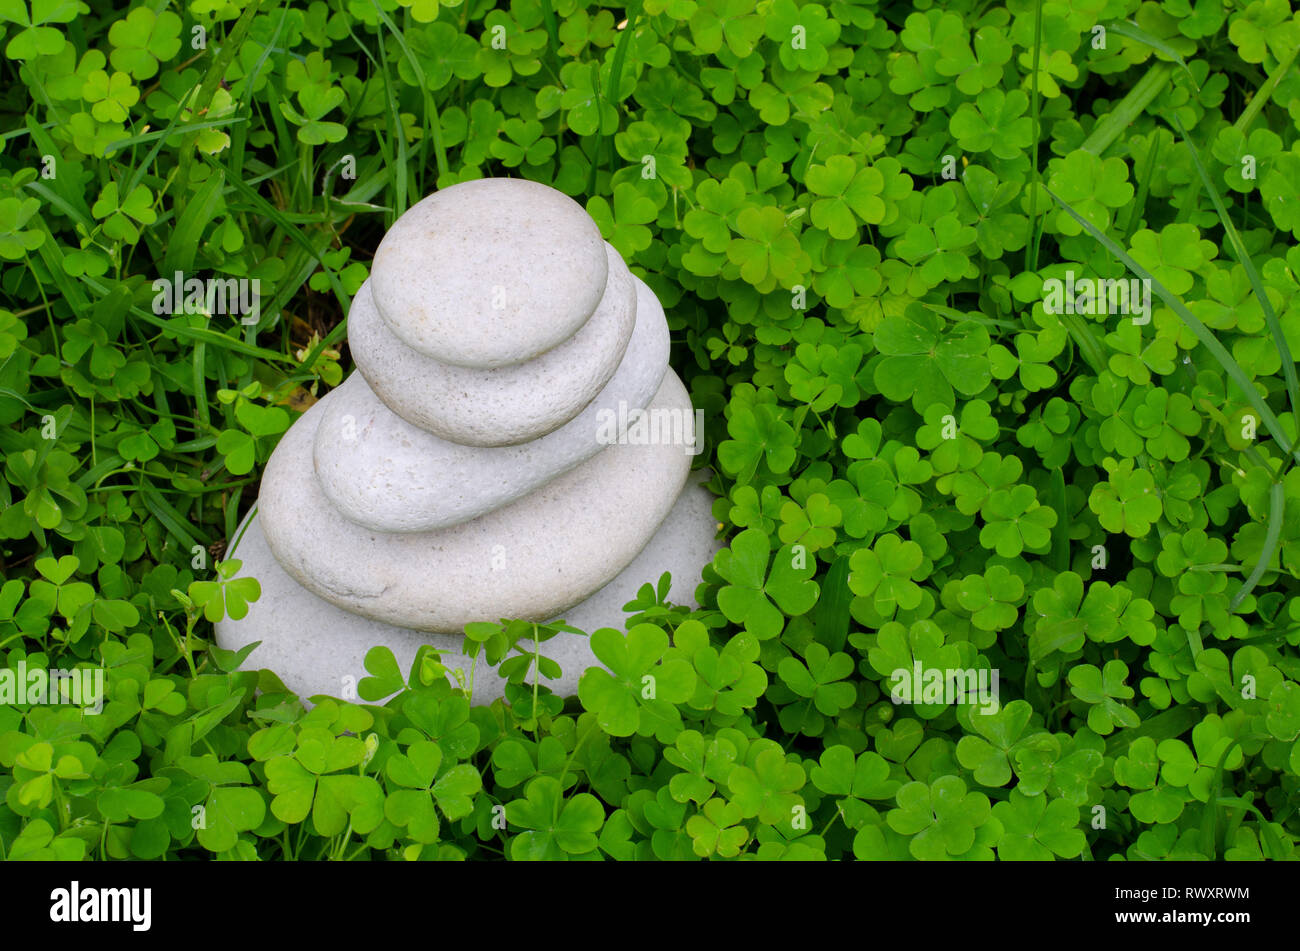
xmin=216 ymin=178 xmax=720 ymax=704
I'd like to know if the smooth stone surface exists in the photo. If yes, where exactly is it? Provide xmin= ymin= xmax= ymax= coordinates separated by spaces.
xmin=370 ymin=178 xmax=608 ymax=369
xmin=317 ymin=279 xmax=672 ymax=533
xmin=215 ymin=474 xmax=721 ymax=706
xmin=258 ymin=370 xmax=697 ymax=632
xmin=351 ymin=246 xmax=637 ymax=447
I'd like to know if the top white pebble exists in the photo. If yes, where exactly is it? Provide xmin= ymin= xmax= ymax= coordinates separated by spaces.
xmin=369 ymin=178 xmax=609 ymax=369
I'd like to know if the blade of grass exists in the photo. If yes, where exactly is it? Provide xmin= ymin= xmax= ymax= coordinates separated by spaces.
xmin=174 ymin=0 xmax=264 ymax=197
xmin=811 ymin=555 xmax=851 ymax=652
xmin=134 ymin=306 xmax=295 ymax=362
xmin=1024 ymin=0 xmax=1043 ymax=271
xmin=230 ymin=4 xmax=289 ymax=183
xmin=1049 ymin=467 xmax=1069 ymax=572
xmin=56 ymin=256 xmax=296 ymax=364
xmin=339 ymin=17 xmax=396 ymax=211
xmin=1233 ymin=42 xmax=1299 ymax=135
xmin=588 ymin=2 xmax=642 ymax=197
xmin=1099 ymin=19 xmax=1200 ymax=90
xmin=1060 ymin=312 xmax=1109 ymax=376
xmin=23 ymin=181 xmax=94 ymax=235
xmin=538 ymin=0 xmax=560 ymax=61
xmin=605 ymin=1 xmax=641 ymax=184
xmin=373 ymin=20 xmax=409 ymax=218
xmin=371 ymin=0 xmax=448 ymax=181
xmin=1231 ymin=481 xmax=1284 ymax=612
xmin=917 ymin=302 xmax=1019 ymax=331
xmin=1199 ymin=737 xmax=1245 ymax=859
xmin=163 ymin=168 xmax=226 ymax=275
xmin=140 ymin=482 xmax=205 ymax=550
xmin=1044 ymin=185 xmax=1298 ymax=467
xmin=1170 ymin=114 xmax=1295 ymax=611
xmin=1121 ymin=127 xmax=1161 ymax=243
xmin=105 ymin=116 xmax=245 ymax=160
xmin=262 ymin=80 xmax=299 ymax=183
xmin=24 ymin=114 xmax=94 ymax=225
xmin=1172 ymin=113 xmax=1300 ymax=434
xmin=209 ymin=153 xmax=353 ymax=321
xmin=225 ymin=486 xmax=247 ymax=548
xmin=193 ymin=339 xmax=210 ymax=430
xmin=31 ymin=218 xmax=89 ymax=312
xmin=1104 ymin=704 xmax=1199 ymax=758
xmin=1080 ymin=61 xmax=1172 ymax=156
xmin=1213 ymin=795 xmax=1284 ymax=858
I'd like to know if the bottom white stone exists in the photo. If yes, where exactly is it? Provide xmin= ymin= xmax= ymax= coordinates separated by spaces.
xmin=214 ymin=474 xmax=721 ymax=706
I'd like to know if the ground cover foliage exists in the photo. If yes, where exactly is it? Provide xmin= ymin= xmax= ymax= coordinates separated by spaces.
xmin=1 ymin=0 xmax=1300 ymax=860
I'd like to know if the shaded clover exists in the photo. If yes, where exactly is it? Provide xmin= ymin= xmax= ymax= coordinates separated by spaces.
xmin=955 ymin=699 xmax=1045 ymax=788
xmin=886 ymin=775 xmax=993 ymax=860
xmin=713 ymin=528 xmax=819 ymax=639
xmin=978 ymin=483 xmax=1056 ymax=558
xmin=872 ymin=305 xmax=991 ymax=412
xmin=577 ymin=623 xmax=696 ymax=739
xmin=506 ymin=776 xmax=605 ymax=860
xmin=725 ymin=745 xmax=806 ymax=826
xmin=1090 ymin=457 xmax=1163 ymax=537
xmin=718 ymin=401 xmax=798 ymax=484
xmin=1067 ymin=660 xmax=1140 ymax=735
xmin=776 ymin=642 xmax=857 ymax=734
xmin=992 ymin=790 xmax=1086 ymax=860
xmin=809 ymin=745 xmax=899 ymax=829
xmin=848 ymin=532 xmax=927 ymax=622
xmin=777 ymin=492 xmax=841 ymax=551
xmin=951 ymin=564 xmax=1024 ymax=632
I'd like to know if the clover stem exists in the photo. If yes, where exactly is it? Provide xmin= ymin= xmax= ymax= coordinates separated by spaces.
xmin=532 ymin=623 xmax=540 ymax=729
xmin=1024 ymin=0 xmax=1043 ymax=272
xmin=333 ymin=819 xmax=354 ymax=861
xmin=1233 ymin=41 xmax=1300 ymax=136
xmin=819 ymin=804 xmax=843 ymax=838
xmin=782 ymin=699 xmax=814 ymax=750
xmin=555 ymin=720 xmax=595 ymax=795
xmin=23 ymin=251 xmax=59 ymax=355
xmin=52 ymin=780 xmax=68 ymax=833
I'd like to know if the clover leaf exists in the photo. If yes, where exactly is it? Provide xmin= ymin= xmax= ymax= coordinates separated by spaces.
xmin=714 ymin=528 xmax=819 ymax=639
xmin=1067 ymin=660 xmax=1140 ymax=735
xmin=873 ymin=306 xmax=991 ymax=411
xmin=992 ymin=790 xmax=1086 ymax=860
xmin=725 ymin=746 xmax=806 ymax=825
xmin=506 ymin=776 xmax=605 ymax=859
xmin=886 ymin=775 xmax=992 ymax=860
xmin=578 ymin=624 xmax=696 ymax=738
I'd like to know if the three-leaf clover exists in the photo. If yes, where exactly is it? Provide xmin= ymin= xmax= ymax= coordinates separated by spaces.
xmin=1067 ymin=660 xmax=1140 ymax=734
xmin=886 ymin=775 xmax=992 ymax=860
xmin=992 ymin=790 xmax=1086 ymax=860
xmin=187 ymin=560 xmax=261 ymax=623
xmin=873 ymin=306 xmax=992 ymax=411
xmin=506 ymin=776 xmax=605 ymax=859
xmin=577 ymin=624 xmax=696 ymax=737
xmin=714 ymin=529 xmax=819 ymax=639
